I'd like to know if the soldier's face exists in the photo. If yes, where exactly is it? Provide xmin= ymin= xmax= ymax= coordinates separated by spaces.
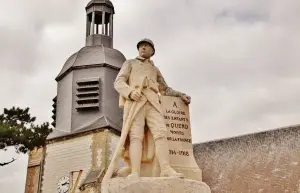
xmin=138 ymin=43 xmax=154 ymax=59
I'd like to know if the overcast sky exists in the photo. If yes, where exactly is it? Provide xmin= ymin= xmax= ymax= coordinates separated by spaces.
xmin=1 ymin=0 xmax=299 ymax=192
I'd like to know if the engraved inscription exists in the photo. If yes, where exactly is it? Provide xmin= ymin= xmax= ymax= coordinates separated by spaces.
xmin=164 ymin=115 xmax=189 ymax=122
xmin=169 ymin=149 xmax=190 ymax=156
xmin=165 ymin=110 xmax=186 ymax=115
xmin=166 ymin=123 xmax=189 ymax=130
xmin=164 ymin=99 xmax=193 ymax=154
xmin=167 ymin=137 xmax=192 ymax=143
xmin=170 ymin=130 xmax=184 ymax=135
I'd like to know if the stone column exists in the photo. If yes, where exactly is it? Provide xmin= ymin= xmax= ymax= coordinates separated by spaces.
xmin=91 ymin=12 xmax=95 ymax=35
xmin=109 ymin=14 xmax=113 ymax=38
xmin=86 ymin=15 xmax=91 ymax=37
xmin=102 ymin=11 xmax=105 ymax=35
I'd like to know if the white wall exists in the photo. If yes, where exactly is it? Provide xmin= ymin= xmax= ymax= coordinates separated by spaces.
xmin=42 ymin=135 xmax=93 ymax=193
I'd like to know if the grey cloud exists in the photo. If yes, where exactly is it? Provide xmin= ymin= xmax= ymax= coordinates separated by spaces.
xmin=216 ymin=9 xmax=268 ymax=23
xmin=0 ymin=27 xmax=41 ymax=74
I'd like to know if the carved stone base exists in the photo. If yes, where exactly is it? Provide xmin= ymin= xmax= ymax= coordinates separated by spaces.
xmin=102 ymin=177 xmax=211 ymax=193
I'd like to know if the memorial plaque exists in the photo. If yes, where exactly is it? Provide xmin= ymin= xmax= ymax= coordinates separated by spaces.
xmin=161 ymin=96 xmax=202 ymax=181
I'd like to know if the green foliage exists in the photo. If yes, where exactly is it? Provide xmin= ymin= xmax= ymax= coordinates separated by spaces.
xmin=0 ymin=107 xmax=52 ymax=166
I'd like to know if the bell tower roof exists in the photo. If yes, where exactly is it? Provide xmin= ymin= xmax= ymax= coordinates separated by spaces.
xmin=86 ymin=0 xmax=114 ymax=10
xmin=56 ymin=46 xmax=125 ymax=81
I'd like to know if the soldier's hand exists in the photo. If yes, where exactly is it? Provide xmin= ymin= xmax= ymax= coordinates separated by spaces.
xmin=181 ymin=94 xmax=191 ymax=105
xmin=130 ymin=90 xmax=142 ymax=101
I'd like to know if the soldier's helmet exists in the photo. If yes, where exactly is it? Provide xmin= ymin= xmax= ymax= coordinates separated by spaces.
xmin=137 ymin=38 xmax=155 ymax=56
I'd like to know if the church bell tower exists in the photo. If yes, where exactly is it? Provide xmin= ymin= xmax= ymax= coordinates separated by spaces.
xmin=24 ymin=1 xmax=126 ymax=193
xmin=52 ymin=0 xmax=125 ymax=136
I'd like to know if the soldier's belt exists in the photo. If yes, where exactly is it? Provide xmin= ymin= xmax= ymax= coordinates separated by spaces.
xmin=135 ymin=85 xmax=158 ymax=93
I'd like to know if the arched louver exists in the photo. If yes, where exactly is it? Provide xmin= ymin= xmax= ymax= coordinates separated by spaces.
xmin=51 ymin=96 xmax=57 ymax=127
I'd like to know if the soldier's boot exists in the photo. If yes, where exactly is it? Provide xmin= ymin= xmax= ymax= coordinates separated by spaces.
xmin=127 ymin=172 xmax=140 ymax=181
xmin=114 ymin=166 xmax=131 ymax=177
xmin=155 ymin=137 xmax=184 ymax=178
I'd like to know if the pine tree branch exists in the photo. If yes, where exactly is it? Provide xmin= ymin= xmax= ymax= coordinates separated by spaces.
xmin=0 ymin=158 xmax=16 ymax=166
xmin=0 ymin=107 xmax=52 ymax=166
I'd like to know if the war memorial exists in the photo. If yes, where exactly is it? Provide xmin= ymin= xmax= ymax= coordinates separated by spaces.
xmin=24 ymin=1 xmax=300 ymax=193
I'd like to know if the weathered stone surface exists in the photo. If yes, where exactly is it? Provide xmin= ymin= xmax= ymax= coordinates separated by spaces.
xmin=104 ymin=177 xmax=211 ymax=193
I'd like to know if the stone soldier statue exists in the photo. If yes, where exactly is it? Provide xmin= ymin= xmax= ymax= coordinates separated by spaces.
xmin=113 ymin=38 xmax=191 ymax=179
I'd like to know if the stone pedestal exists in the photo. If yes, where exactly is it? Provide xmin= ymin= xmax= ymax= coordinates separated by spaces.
xmin=103 ymin=177 xmax=211 ymax=193
xmin=161 ymin=96 xmax=203 ymax=181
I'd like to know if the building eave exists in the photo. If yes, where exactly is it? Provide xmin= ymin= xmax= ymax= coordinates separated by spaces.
xmin=55 ymin=63 xmax=121 ymax=81
xmin=193 ymin=123 xmax=300 ymax=146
